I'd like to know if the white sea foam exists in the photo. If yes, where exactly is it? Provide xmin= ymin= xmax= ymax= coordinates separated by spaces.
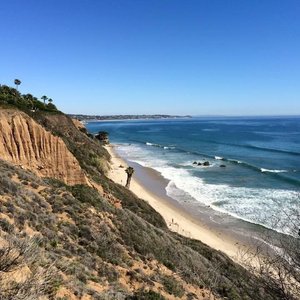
xmin=146 ymin=142 xmax=175 ymax=150
xmin=164 ymin=170 xmax=298 ymax=234
xmin=214 ymin=156 xmax=223 ymax=160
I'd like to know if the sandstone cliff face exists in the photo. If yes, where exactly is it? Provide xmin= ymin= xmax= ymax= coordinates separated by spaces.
xmin=0 ymin=109 xmax=89 ymax=185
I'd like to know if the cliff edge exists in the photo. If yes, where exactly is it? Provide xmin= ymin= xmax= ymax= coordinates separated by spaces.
xmin=0 ymin=109 xmax=89 ymax=185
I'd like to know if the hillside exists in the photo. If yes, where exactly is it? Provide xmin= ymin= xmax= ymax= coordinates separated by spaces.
xmin=0 ymin=86 xmax=283 ymax=299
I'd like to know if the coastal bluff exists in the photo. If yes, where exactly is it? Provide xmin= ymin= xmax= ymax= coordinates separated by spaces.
xmin=0 ymin=109 xmax=89 ymax=185
xmin=0 ymin=85 xmax=286 ymax=299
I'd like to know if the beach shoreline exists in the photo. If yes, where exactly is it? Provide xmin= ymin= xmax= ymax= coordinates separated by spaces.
xmin=104 ymin=144 xmax=254 ymax=261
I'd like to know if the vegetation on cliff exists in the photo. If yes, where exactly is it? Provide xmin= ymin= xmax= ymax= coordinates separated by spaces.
xmin=1 ymin=158 xmax=279 ymax=300
xmin=0 ymin=84 xmax=58 ymax=112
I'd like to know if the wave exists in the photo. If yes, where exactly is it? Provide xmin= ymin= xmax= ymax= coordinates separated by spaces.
xmin=221 ymin=159 xmax=299 ymax=184
xmin=214 ymin=156 xmax=223 ymax=160
xmin=244 ymin=144 xmax=300 ymax=156
xmin=164 ymin=174 xmax=299 ymax=236
xmin=178 ymin=147 xmax=283 ymax=173
xmin=177 ymin=148 xmax=298 ymax=185
xmin=202 ymin=128 xmax=220 ymax=132
xmin=146 ymin=142 xmax=175 ymax=150
xmin=194 ymin=138 xmax=300 ymax=157
xmin=260 ymin=168 xmax=288 ymax=173
xmin=227 ymin=158 xmax=242 ymax=164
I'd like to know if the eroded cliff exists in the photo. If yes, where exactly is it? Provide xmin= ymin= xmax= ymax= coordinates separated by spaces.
xmin=0 ymin=109 xmax=89 ymax=185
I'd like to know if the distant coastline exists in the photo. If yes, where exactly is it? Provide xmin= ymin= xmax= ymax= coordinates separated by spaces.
xmin=69 ymin=113 xmax=300 ymax=122
xmin=68 ymin=113 xmax=192 ymax=121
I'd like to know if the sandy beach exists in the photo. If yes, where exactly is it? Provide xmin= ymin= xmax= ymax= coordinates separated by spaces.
xmin=105 ymin=144 xmax=250 ymax=261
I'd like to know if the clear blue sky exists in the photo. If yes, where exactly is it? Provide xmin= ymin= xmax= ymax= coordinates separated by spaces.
xmin=0 ymin=0 xmax=299 ymax=115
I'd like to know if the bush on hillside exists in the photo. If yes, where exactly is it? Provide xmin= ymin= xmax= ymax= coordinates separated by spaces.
xmin=126 ymin=290 xmax=166 ymax=300
xmin=0 ymin=84 xmax=58 ymax=112
xmin=0 ymin=234 xmax=59 ymax=299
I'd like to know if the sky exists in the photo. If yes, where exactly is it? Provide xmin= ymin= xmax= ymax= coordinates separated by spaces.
xmin=0 ymin=0 xmax=299 ymax=116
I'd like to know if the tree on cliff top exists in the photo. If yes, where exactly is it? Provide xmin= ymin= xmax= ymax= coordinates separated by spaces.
xmin=41 ymin=95 xmax=48 ymax=104
xmin=14 ymin=79 xmax=21 ymax=90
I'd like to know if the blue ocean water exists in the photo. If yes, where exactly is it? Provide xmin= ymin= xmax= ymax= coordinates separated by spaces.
xmin=87 ymin=117 xmax=300 ymax=234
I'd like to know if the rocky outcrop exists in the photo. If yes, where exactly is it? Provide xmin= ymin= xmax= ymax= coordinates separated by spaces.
xmin=95 ymin=131 xmax=109 ymax=144
xmin=71 ymin=118 xmax=85 ymax=131
xmin=0 ymin=109 xmax=89 ymax=185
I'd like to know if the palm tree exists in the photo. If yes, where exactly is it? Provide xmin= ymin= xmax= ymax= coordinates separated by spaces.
xmin=23 ymin=94 xmax=34 ymax=109
xmin=48 ymin=98 xmax=53 ymax=104
xmin=14 ymin=79 xmax=21 ymax=90
xmin=125 ymin=167 xmax=134 ymax=188
xmin=41 ymin=95 xmax=48 ymax=104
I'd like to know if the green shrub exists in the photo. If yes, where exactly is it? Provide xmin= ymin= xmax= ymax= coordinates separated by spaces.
xmin=0 ymin=219 xmax=14 ymax=233
xmin=0 ymin=176 xmax=19 ymax=194
xmin=30 ymin=182 xmax=40 ymax=189
xmin=68 ymin=184 xmax=112 ymax=212
xmin=161 ymin=275 xmax=184 ymax=298
xmin=98 ymin=177 xmax=167 ymax=229
xmin=50 ymin=240 xmax=58 ymax=248
xmin=127 ymin=290 xmax=166 ymax=300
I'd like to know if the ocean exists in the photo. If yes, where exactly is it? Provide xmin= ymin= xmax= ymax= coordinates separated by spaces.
xmin=87 ymin=117 xmax=300 ymax=236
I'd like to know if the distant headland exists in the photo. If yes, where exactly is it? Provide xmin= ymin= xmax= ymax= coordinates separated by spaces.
xmin=68 ymin=113 xmax=192 ymax=121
